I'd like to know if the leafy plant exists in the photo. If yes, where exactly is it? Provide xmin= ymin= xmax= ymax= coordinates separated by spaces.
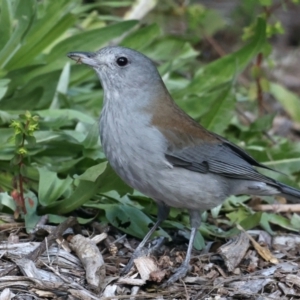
xmin=0 ymin=0 xmax=300 ymax=243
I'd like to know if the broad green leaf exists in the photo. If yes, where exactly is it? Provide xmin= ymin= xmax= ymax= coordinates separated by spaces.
xmin=81 ymin=122 xmax=100 ymax=149
xmin=290 ymin=213 xmax=300 ymax=230
xmin=144 ymin=37 xmax=198 ymax=63
xmin=121 ymin=24 xmax=161 ymax=50
xmin=24 ymin=191 xmax=41 ymax=232
xmin=261 ymin=212 xmax=298 ymax=233
xmin=174 ymin=17 xmax=266 ymax=98
xmin=50 ymin=62 xmax=70 ymax=109
xmin=261 ymin=141 xmax=300 ymax=183
xmin=0 ymin=0 xmax=13 ymax=46
xmin=260 ymin=212 xmax=275 ymax=235
xmin=194 ymin=231 xmax=205 ymax=250
xmin=0 ymin=192 xmax=16 ymax=211
xmin=78 ymin=162 xmax=107 ymax=182
xmin=249 ymin=113 xmax=275 ymax=132
xmin=0 ymin=109 xmax=13 ymax=124
xmin=0 ymin=78 xmax=10 ymax=100
xmin=47 ymin=20 xmax=138 ymax=63
xmin=39 ymin=163 xmax=132 ymax=214
xmin=226 ymin=207 xmax=251 ymax=224
xmin=200 ymin=83 xmax=235 ymax=134
xmin=179 ymin=227 xmax=205 ymax=250
xmin=0 ymin=0 xmax=36 ymax=68
xmin=97 ymin=164 xmax=132 ymax=196
xmin=48 ymin=214 xmax=67 ymax=224
xmin=36 ymin=109 xmax=95 ymax=124
xmin=269 ymin=82 xmax=300 ymax=122
xmin=223 ymin=212 xmax=262 ymax=237
xmin=105 ymin=204 xmax=170 ymax=239
xmin=211 ymin=204 xmax=222 ymax=218
xmin=38 ymin=167 xmax=73 ymax=205
xmin=259 ymin=0 xmax=272 ymax=6
xmin=38 ymin=173 xmax=104 ymax=214
xmin=5 ymin=0 xmax=78 ymax=70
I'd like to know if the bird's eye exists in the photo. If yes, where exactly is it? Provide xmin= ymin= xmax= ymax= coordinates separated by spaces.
xmin=116 ymin=56 xmax=128 ymax=67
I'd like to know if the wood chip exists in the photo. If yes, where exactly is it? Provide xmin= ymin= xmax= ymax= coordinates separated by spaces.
xmin=70 ymin=234 xmax=105 ymax=291
xmin=91 ymin=233 xmax=108 ymax=244
xmin=278 ymin=282 xmax=299 ymax=296
xmin=237 ymin=224 xmax=278 ymax=264
xmin=273 ymin=234 xmax=300 ymax=250
xmin=218 ymin=232 xmax=250 ymax=271
xmin=117 ymin=277 xmax=145 ymax=286
xmin=228 ymin=278 xmax=273 ymax=294
xmin=286 ymin=274 xmax=300 ymax=288
xmin=0 ymin=288 xmax=15 ymax=300
xmin=103 ymin=284 xmax=117 ymax=298
xmin=134 ymin=256 xmax=158 ymax=282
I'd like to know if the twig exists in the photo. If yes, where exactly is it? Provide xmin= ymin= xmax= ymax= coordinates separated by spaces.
xmin=255 ymin=52 xmax=266 ymax=116
xmin=202 ymin=32 xmax=226 ymax=57
xmin=25 ymin=217 xmax=78 ymax=262
xmin=252 ymin=203 xmax=300 ymax=212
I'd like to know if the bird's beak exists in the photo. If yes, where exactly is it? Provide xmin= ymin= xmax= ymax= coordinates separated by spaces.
xmin=67 ymin=51 xmax=98 ymax=68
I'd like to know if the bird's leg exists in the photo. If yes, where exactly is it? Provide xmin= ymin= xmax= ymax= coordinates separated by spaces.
xmin=121 ymin=202 xmax=170 ymax=275
xmin=162 ymin=210 xmax=201 ymax=287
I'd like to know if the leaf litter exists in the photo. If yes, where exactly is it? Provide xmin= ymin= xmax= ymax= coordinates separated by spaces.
xmin=1 ymin=214 xmax=300 ymax=299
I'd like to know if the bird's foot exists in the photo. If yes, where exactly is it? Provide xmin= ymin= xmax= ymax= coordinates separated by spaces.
xmin=121 ymin=237 xmax=166 ymax=276
xmin=161 ymin=263 xmax=190 ymax=288
xmin=120 ymin=248 xmax=148 ymax=275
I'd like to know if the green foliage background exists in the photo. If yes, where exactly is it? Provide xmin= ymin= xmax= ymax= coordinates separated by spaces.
xmin=1 ymin=0 xmax=300 ymax=246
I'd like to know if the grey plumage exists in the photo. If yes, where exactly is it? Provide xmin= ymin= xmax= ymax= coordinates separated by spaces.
xmin=68 ymin=46 xmax=300 ymax=286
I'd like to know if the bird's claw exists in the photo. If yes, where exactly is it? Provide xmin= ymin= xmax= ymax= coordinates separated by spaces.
xmin=120 ymin=248 xmax=148 ymax=276
xmin=161 ymin=264 xmax=190 ymax=288
xmin=121 ymin=237 xmax=166 ymax=276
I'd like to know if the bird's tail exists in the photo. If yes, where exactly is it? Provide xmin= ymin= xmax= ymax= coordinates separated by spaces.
xmin=278 ymin=182 xmax=300 ymax=203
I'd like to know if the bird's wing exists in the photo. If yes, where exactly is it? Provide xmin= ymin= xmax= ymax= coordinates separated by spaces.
xmin=163 ymin=128 xmax=276 ymax=184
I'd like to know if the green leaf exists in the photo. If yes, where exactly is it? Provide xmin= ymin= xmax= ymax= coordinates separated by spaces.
xmin=105 ymin=204 xmax=170 ymax=239
xmin=226 ymin=207 xmax=251 ymax=224
xmin=24 ymin=191 xmax=41 ymax=233
xmin=47 ymin=20 xmax=138 ymax=64
xmin=38 ymin=169 xmax=105 ymax=214
xmin=224 ymin=212 xmax=262 ymax=237
xmin=259 ymin=0 xmax=272 ymax=6
xmin=5 ymin=0 xmax=78 ymax=70
xmin=260 ymin=212 xmax=275 ymax=235
xmin=37 ymin=167 xmax=73 ymax=205
xmin=0 ymin=0 xmax=36 ymax=68
xmin=210 ymin=204 xmax=222 ymax=218
xmin=249 ymin=113 xmax=275 ymax=132
xmin=0 ymin=0 xmax=13 ymax=48
xmin=121 ymin=24 xmax=161 ymax=50
xmin=81 ymin=122 xmax=100 ymax=149
xmin=36 ymin=109 xmax=95 ymax=124
xmin=77 ymin=162 xmax=107 ymax=182
xmin=194 ymin=231 xmax=205 ymax=250
xmin=0 ymin=192 xmax=16 ymax=211
xmin=290 ymin=213 xmax=300 ymax=230
xmin=261 ymin=141 xmax=300 ymax=182
xmin=50 ymin=62 xmax=70 ymax=109
xmin=175 ymin=17 xmax=266 ymax=98
xmin=0 ymin=78 xmax=10 ymax=100
xmin=269 ymin=82 xmax=300 ymax=122
xmin=263 ymin=212 xmax=298 ymax=232
xmin=200 ymin=83 xmax=235 ymax=134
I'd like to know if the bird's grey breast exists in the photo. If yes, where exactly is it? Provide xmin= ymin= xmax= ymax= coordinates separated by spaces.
xmin=99 ymin=92 xmax=169 ymax=195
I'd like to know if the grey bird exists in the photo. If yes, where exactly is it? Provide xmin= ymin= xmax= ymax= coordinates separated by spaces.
xmin=68 ymin=46 xmax=300 ymax=286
